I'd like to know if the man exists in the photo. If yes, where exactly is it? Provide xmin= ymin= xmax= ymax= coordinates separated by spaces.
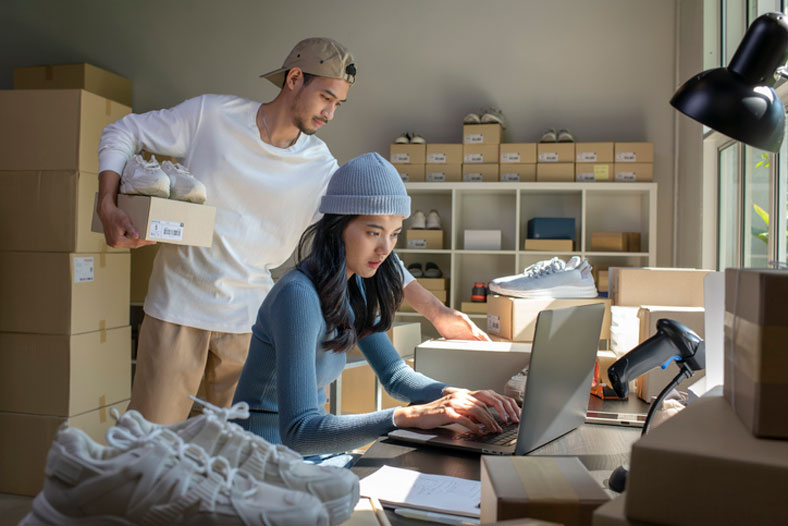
xmin=97 ymin=37 xmax=488 ymax=425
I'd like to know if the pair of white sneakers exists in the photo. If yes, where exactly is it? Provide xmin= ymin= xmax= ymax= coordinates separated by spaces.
xmin=21 ymin=399 xmax=359 ymax=526
xmin=463 ymin=107 xmax=506 ymax=128
xmin=488 ymin=256 xmax=598 ymax=298
xmin=540 ymin=128 xmax=575 ymax=143
xmin=393 ymin=132 xmax=426 ymax=144
xmin=410 ymin=209 xmax=441 ymax=230
xmin=120 ymin=154 xmax=208 ymax=204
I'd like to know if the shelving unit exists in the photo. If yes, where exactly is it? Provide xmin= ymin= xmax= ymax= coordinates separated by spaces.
xmin=396 ymin=182 xmax=657 ymax=334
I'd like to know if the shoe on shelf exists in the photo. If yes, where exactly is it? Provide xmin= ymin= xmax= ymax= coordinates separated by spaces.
xmin=394 ymin=132 xmax=411 ymax=144
xmin=471 ymin=282 xmax=488 ymax=303
xmin=409 ymin=133 xmax=426 ymax=144
xmin=407 ymin=262 xmax=424 ymax=278
xmin=480 ymin=107 xmax=506 ymax=128
xmin=410 ymin=209 xmax=426 ymax=229
xmin=488 ymin=256 xmax=597 ymax=299
xmin=557 ymin=128 xmax=575 ymax=142
xmin=424 ymin=262 xmax=443 ymax=278
xmin=160 ymin=160 xmax=208 ymax=204
xmin=539 ymin=128 xmax=558 ymax=143
xmin=120 ymin=154 xmax=171 ymax=198
xmin=21 ymin=424 xmax=330 ymax=526
xmin=113 ymin=399 xmax=358 ymax=525
xmin=425 ymin=209 xmax=442 ymax=230
xmin=463 ymin=112 xmax=481 ymax=124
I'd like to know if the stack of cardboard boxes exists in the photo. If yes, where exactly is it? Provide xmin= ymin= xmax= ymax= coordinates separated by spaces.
xmin=0 ymin=64 xmax=133 ymax=496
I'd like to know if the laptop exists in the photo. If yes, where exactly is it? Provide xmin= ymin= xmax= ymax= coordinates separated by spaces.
xmin=387 ymin=303 xmax=605 ymax=455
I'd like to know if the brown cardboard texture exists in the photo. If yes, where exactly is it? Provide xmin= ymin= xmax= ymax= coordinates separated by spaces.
xmin=0 ymin=89 xmax=131 ymax=173
xmin=131 ymin=244 xmax=159 ymax=304
xmin=537 ymin=163 xmax=575 ymax=182
xmin=614 ymin=142 xmax=653 ymax=163
xmin=500 ymin=163 xmax=537 ymax=182
xmin=396 ymin=164 xmax=426 ymax=183
xmin=537 ymin=143 xmax=575 ymax=163
xmin=481 ymin=456 xmax=609 ymax=525
xmin=0 ymin=170 xmax=124 ymax=253
xmin=625 ymin=396 xmax=788 ymax=525
xmin=524 ymin=239 xmax=574 ymax=251
xmin=463 ymin=163 xmax=499 ymax=182
xmin=486 ymin=295 xmax=611 ymax=341
xmin=463 ymin=123 xmax=502 ymax=145
xmin=406 ymin=229 xmax=443 ymax=249
xmin=609 ymin=268 xmax=711 ymax=307
xmin=724 ymin=268 xmax=788 ymax=326
xmin=613 ymin=163 xmax=653 ymax=182
xmin=0 ymin=252 xmax=129 ymax=335
xmin=590 ymin=232 xmax=641 ymax=252
xmin=0 ymin=326 xmax=131 ymax=416
xmin=389 ymin=143 xmax=426 ymax=164
xmin=416 ymin=277 xmax=448 ymax=290
xmin=461 ymin=301 xmax=488 ymax=314
xmin=463 ymin=144 xmax=499 ymax=164
xmin=575 ymin=142 xmax=614 ymax=163
xmin=597 ymin=270 xmax=609 ymax=292
xmin=575 ymin=163 xmax=613 ymax=182
xmin=500 ymin=143 xmax=537 ymax=164
xmin=14 ymin=63 xmax=132 ymax=106
xmin=592 ymin=494 xmax=651 ymax=526
xmin=425 ymin=163 xmax=461 ymax=182
xmin=92 ymin=194 xmax=216 ymax=247
xmin=426 ymin=144 xmax=463 ymax=164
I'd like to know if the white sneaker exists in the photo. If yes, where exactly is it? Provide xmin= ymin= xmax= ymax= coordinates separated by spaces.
xmin=394 ymin=132 xmax=410 ymax=144
xmin=409 ymin=133 xmax=426 ymax=144
xmin=540 ymin=128 xmax=558 ymax=143
xmin=463 ymin=112 xmax=481 ymax=124
xmin=161 ymin=160 xmax=208 ymax=204
xmin=481 ymin=107 xmax=506 ymax=128
xmin=120 ymin=154 xmax=171 ymax=198
xmin=488 ymin=256 xmax=598 ymax=298
xmin=114 ymin=399 xmax=359 ymax=526
xmin=557 ymin=128 xmax=575 ymax=142
xmin=21 ymin=425 xmax=329 ymax=526
xmin=425 ymin=209 xmax=442 ymax=230
xmin=410 ymin=210 xmax=426 ymax=229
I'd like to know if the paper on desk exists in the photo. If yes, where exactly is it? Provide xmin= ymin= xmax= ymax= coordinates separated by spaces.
xmin=359 ymin=465 xmax=481 ymax=518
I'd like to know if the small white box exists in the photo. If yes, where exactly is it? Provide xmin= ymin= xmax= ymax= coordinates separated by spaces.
xmin=464 ymin=230 xmax=501 ymax=250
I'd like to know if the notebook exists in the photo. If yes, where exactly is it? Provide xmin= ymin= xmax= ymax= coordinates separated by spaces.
xmin=388 ymin=303 xmax=605 ymax=455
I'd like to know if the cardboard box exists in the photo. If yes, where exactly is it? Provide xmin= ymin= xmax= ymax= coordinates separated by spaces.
xmin=426 ymin=143 xmax=463 ymax=164
xmin=463 ymin=123 xmax=502 ymax=145
xmin=500 ymin=143 xmax=537 ymax=164
xmin=575 ymin=142 xmax=614 ymax=163
xmin=536 ymin=163 xmax=575 ymax=182
xmin=609 ymin=268 xmax=711 ymax=307
xmin=461 ymin=301 xmax=488 ymax=314
xmin=13 ymin=63 xmax=132 ymax=106
xmin=481 ymin=456 xmax=609 ymax=525
xmin=131 ymin=244 xmax=159 ymax=304
xmin=500 ymin=163 xmax=536 ymax=182
xmin=0 ymin=252 xmax=130 ymax=335
xmin=464 ymin=229 xmax=502 ymax=250
xmin=425 ymin=163 xmax=461 ymax=182
xmin=576 ymin=163 xmax=614 ymax=182
xmin=487 ymin=295 xmax=611 ymax=341
xmin=592 ymin=494 xmax=651 ymax=526
xmin=91 ymin=194 xmax=216 ymax=247
xmin=396 ymin=164 xmax=426 ymax=182
xmin=590 ymin=232 xmax=641 ymax=252
xmin=0 ymin=400 xmax=129 ymax=496
xmin=724 ymin=268 xmax=788 ymax=438
xmin=597 ymin=270 xmax=609 ymax=292
xmin=614 ymin=142 xmax=653 ymax=163
xmin=416 ymin=277 xmax=448 ymax=290
xmin=524 ymin=238 xmax=574 ymax=251
xmin=0 ymin=89 xmax=131 ymax=173
xmin=0 ymin=326 xmax=131 ymax=416
xmin=463 ymin=163 xmax=499 ymax=182
xmin=406 ymin=229 xmax=443 ymax=249
xmin=626 ymin=396 xmax=788 ymax=525
xmin=463 ymin=144 xmax=499 ymax=164
xmin=613 ymin=163 xmax=653 ymax=182
xmin=537 ymin=143 xmax=575 ymax=163
xmin=527 ymin=217 xmax=575 ymax=240
xmin=0 ymin=170 xmax=124 ymax=253
xmin=389 ymin=143 xmax=426 ymax=164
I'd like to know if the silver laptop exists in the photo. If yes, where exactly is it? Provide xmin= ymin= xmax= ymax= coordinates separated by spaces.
xmin=387 ymin=303 xmax=605 ymax=455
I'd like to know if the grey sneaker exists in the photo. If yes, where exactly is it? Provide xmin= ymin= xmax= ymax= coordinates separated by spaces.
xmin=160 ymin=160 xmax=208 ymax=204
xmin=21 ymin=425 xmax=329 ymax=525
xmin=115 ymin=399 xmax=359 ymax=525
xmin=488 ymin=256 xmax=598 ymax=298
xmin=120 ymin=154 xmax=171 ymax=198
xmin=557 ymin=128 xmax=575 ymax=142
xmin=540 ymin=128 xmax=558 ymax=143
xmin=481 ymin=107 xmax=506 ymax=128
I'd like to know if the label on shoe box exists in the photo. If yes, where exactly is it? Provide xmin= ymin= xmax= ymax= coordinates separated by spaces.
xmin=427 ymin=153 xmax=446 ymax=163
xmin=464 ymin=173 xmax=483 ymax=182
xmin=487 ymin=314 xmax=500 ymax=333
xmin=465 ymin=133 xmax=484 ymax=144
xmin=73 ymin=257 xmax=95 ymax=283
xmin=616 ymin=171 xmax=636 ymax=182
xmin=501 ymin=152 xmax=521 ymax=162
xmin=538 ymin=152 xmax=559 ymax=162
xmin=407 ymin=239 xmax=427 ymax=249
xmin=149 ymin=219 xmax=185 ymax=241
xmin=464 ymin=153 xmax=483 ymax=163
xmin=427 ymin=172 xmax=446 ymax=182
xmin=576 ymin=172 xmax=594 ymax=182
xmin=501 ymin=172 xmax=520 ymax=182
xmin=577 ymin=152 xmax=597 ymax=162
xmin=391 ymin=153 xmax=410 ymax=163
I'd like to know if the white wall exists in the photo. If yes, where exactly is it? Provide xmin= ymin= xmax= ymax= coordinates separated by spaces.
xmin=0 ymin=0 xmax=678 ymax=265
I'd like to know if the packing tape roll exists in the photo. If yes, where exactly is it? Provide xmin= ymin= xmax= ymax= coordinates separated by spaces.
xmin=513 ymin=457 xmax=578 ymax=502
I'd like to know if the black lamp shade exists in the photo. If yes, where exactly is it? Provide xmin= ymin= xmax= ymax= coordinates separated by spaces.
xmin=670 ymin=12 xmax=788 ymax=153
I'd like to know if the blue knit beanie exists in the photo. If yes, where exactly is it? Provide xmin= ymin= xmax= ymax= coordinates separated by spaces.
xmin=320 ymin=152 xmax=411 ymax=218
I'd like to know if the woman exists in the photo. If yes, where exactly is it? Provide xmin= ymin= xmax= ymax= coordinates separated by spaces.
xmin=233 ymin=152 xmax=520 ymax=455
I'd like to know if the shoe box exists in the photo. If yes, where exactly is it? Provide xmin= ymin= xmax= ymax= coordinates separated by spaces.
xmin=397 ymin=163 xmax=426 ymax=182
xmin=526 ymin=218 xmax=575 ymax=250
xmin=463 ymin=144 xmax=499 ymax=164
xmin=613 ymin=163 xmax=653 ymax=182
xmin=575 ymin=143 xmax=614 ymax=163
xmin=500 ymin=143 xmax=537 ymax=164
xmin=463 ymin=123 xmax=502 ymax=145
xmin=537 ymin=143 xmax=575 ymax=163
xmin=464 ymin=229 xmax=502 ymax=250
xmin=389 ymin=143 xmax=426 ymax=164
xmin=0 ymin=399 xmax=129 ymax=496
xmin=91 ymin=194 xmax=217 ymax=247
xmin=592 ymin=494 xmax=652 ymax=526
xmin=462 ymin=163 xmax=499 ymax=182
xmin=461 ymin=301 xmax=488 ymax=314
xmin=425 ymin=163 xmax=461 ymax=182
xmin=426 ymin=144 xmax=463 ymax=164
xmin=614 ymin=142 xmax=653 ymax=163
xmin=524 ymin=239 xmax=573 ymax=251
xmin=625 ymin=396 xmax=788 ymax=525
xmin=500 ymin=163 xmax=536 ymax=182
xmin=486 ymin=295 xmax=611 ymax=342
xmin=13 ymin=63 xmax=132 ymax=106
xmin=575 ymin=163 xmax=614 ymax=182
xmin=406 ymin=229 xmax=444 ymax=249
xmin=724 ymin=268 xmax=788 ymax=438
xmin=609 ymin=268 xmax=711 ymax=307
xmin=589 ymin=232 xmax=641 ymax=252
xmin=481 ymin=456 xmax=609 ymax=525
xmin=536 ymin=163 xmax=574 ymax=182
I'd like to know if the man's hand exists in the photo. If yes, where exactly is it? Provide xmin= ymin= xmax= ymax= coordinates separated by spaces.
xmin=431 ymin=308 xmax=491 ymax=341
xmin=97 ymin=169 xmax=156 ymax=249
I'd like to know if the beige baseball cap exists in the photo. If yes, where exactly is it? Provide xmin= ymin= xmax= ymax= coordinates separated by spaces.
xmin=260 ymin=37 xmax=356 ymax=87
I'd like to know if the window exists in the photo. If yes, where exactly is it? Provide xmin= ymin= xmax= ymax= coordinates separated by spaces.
xmin=718 ymin=143 xmax=740 ymax=268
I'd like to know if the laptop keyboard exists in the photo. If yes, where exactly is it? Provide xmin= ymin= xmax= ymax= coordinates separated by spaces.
xmin=457 ymin=422 xmax=519 ymax=445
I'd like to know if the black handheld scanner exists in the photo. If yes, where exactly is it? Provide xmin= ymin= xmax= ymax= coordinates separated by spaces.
xmin=607 ymin=319 xmax=706 ymax=398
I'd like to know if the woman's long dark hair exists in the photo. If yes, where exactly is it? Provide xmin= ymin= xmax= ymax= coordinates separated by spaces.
xmin=296 ymin=214 xmax=404 ymax=352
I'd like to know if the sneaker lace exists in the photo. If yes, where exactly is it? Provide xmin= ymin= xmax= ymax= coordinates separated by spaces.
xmin=521 ymin=257 xmax=566 ymax=278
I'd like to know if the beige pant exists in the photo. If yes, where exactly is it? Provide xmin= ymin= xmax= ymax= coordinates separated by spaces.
xmin=130 ymin=315 xmax=252 ymax=425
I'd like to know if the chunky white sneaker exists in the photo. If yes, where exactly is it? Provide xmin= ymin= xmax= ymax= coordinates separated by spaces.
xmin=463 ymin=112 xmax=481 ymax=124
xmin=425 ymin=209 xmax=442 ymax=230
xmin=481 ymin=107 xmax=506 ymax=128
xmin=21 ymin=425 xmax=329 ymax=526
xmin=410 ymin=209 xmax=426 ymax=229
xmin=488 ymin=256 xmax=598 ymax=298
xmin=540 ymin=128 xmax=558 ymax=143
xmin=120 ymin=154 xmax=171 ymax=198
xmin=409 ymin=133 xmax=426 ymax=144
xmin=393 ymin=132 xmax=410 ymax=144
xmin=557 ymin=128 xmax=575 ymax=142
xmin=115 ymin=399 xmax=359 ymax=526
xmin=161 ymin=160 xmax=208 ymax=204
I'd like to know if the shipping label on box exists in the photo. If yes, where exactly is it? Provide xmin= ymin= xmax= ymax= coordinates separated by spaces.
xmin=13 ymin=63 xmax=132 ymax=106
xmin=575 ymin=163 xmax=613 ymax=182
xmin=487 ymin=295 xmax=611 ymax=341
xmin=614 ymin=142 xmax=653 ymax=163
xmin=463 ymin=144 xmax=499 ymax=164
xmin=575 ymin=142 xmax=614 ymax=163
xmin=500 ymin=143 xmax=537 ymax=163
xmin=425 ymin=163 xmax=461 ymax=182
xmin=536 ymin=163 xmax=574 ymax=182
xmin=537 ymin=143 xmax=575 ymax=163
xmin=463 ymin=123 xmax=502 ymax=145
xmin=500 ymin=163 xmax=536 ymax=182
xmin=389 ymin=143 xmax=426 ymax=164
xmin=406 ymin=229 xmax=443 ymax=249
xmin=426 ymin=144 xmax=462 ymax=164
xmin=462 ymin=163 xmax=499 ymax=182
xmin=609 ymin=267 xmax=711 ymax=307
xmin=396 ymin=164 xmax=426 ymax=182
xmin=614 ymin=163 xmax=653 ymax=182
